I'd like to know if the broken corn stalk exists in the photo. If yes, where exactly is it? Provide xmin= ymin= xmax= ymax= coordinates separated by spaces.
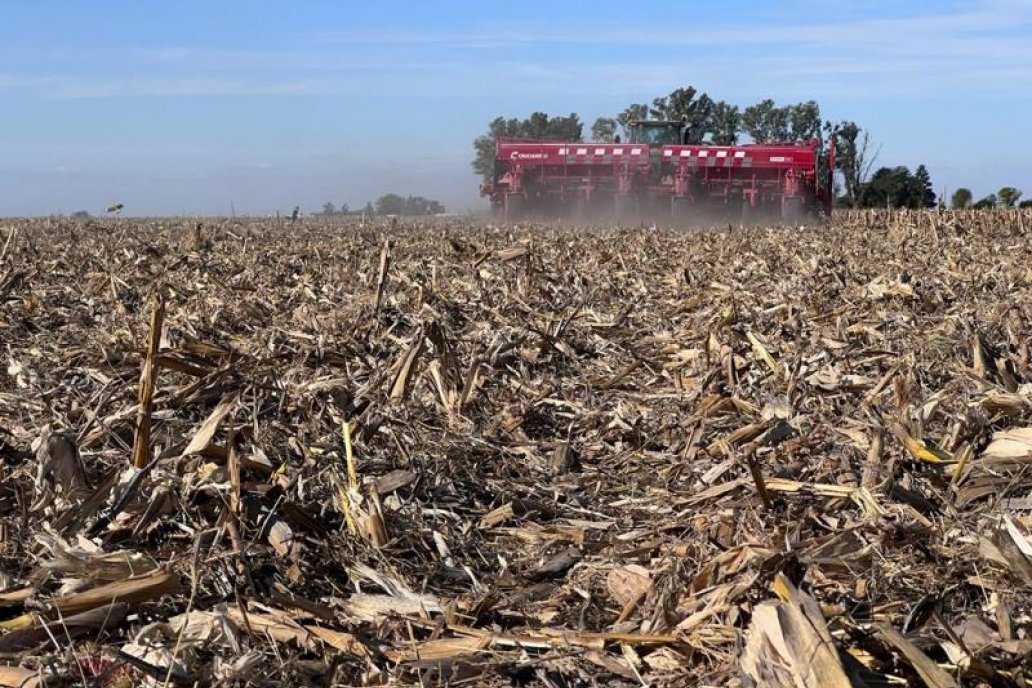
xmin=339 ymin=420 xmax=358 ymax=535
xmin=902 ymin=433 xmax=952 ymax=464
xmin=746 ymin=331 xmax=781 ymax=376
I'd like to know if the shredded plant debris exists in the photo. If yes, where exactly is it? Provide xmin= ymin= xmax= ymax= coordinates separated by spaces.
xmin=2 ymin=209 xmax=1032 ymax=686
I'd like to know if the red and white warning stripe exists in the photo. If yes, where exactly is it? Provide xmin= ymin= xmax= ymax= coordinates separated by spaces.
xmin=664 ymin=148 xmax=738 ymax=158
xmin=561 ymin=146 xmax=647 ymax=158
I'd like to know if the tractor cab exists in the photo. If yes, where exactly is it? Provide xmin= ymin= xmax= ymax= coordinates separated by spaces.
xmin=626 ymin=120 xmax=689 ymax=146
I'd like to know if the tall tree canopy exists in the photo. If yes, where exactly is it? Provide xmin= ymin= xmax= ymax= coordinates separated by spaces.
xmin=950 ymin=188 xmax=973 ymax=209
xmin=374 ymin=193 xmax=405 ymax=216
xmin=787 ymin=101 xmax=823 ymax=141
xmin=998 ymin=187 xmax=1023 ymax=208
xmin=648 ymin=86 xmax=715 ymax=143
xmin=709 ymin=101 xmax=741 ymax=145
xmin=741 ymin=99 xmax=789 ymax=142
xmin=860 ymin=165 xmax=936 ymax=209
xmin=911 ymin=165 xmax=937 ymax=209
xmin=402 ymin=196 xmax=446 ymax=215
xmin=739 ymin=100 xmax=822 ymax=143
xmin=591 ymin=117 xmax=618 ymax=143
xmin=828 ymin=121 xmax=879 ymax=207
xmin=374 ymin=193 xmax=446 ymax=216
xmin=616 ymin=103 xmax=649 ymax=138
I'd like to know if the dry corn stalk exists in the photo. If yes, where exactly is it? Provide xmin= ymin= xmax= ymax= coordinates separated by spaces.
xmin=131 ymin=292 xmax=164 ymax=468
xmin=5 ymin=210 xmax=1032 ymax=685
xmin=0 ymin=666 xmax=40 ymax=688
xmin=52 ymin=569 xmax=181 ymax=616
xmin=741 ymin=573 xmax=854 ymax=688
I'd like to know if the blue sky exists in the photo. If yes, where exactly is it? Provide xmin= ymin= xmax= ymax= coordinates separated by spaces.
xmin=1 ymin=0 xmax=1030 ymax=215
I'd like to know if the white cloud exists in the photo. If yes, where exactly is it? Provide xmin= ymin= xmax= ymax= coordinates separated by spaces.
xmin=314 ymin=3 xmax=1030 ymax=51
xmin=3 ymin=2 xmax=1029 ymax=101
xmin=0 ymin=74 xmax=377 ymax=99
xmin=137 ymin=47 xmax=459 ymax=73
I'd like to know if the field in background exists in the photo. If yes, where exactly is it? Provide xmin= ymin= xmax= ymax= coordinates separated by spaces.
xmin=2 ymin=210 xmax=1032 ymax=686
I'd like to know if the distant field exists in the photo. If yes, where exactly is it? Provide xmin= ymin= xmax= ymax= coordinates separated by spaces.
xmin=2 ymin=210 xmax=1032 ymax=686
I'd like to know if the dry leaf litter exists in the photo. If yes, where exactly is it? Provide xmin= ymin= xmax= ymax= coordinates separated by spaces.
xmin=1 ymin=210 xmax=1032 ymax=686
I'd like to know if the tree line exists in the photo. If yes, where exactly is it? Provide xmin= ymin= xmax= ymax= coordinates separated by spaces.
xmin=471 ymin=85 xmax=1021 ymax=211
xmin=949 ymin=186 xmax=1029 ymax=209
xmin=318 ymin=194 xmax=446 ymax=217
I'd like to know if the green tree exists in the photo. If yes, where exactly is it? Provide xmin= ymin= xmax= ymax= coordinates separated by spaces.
xmin=909 ymin=165 xmax=936 ymax=208
xmin=861 ymin=165 xmax=934 ymax=209
xmin=649 ymin=86 xmax=715 ymax=143
xmin=362 ymin=201 xmax=375 ymax=216
xmin=950 ymin=188 xmax=973 ymax=209
xmin=375 ymin=193 xmax=405 ymax=215
xmin=403 ymin=196 xmax=446 ymax=215
xmin=830 ymin=121 xmax=878 ymax=207
xmin=787 ymin=100 xmax=823 ymax=141
xmin=973 ymin=194 xmax=997 ymax=209
xmin=741 ymin=99 xmax=789 ymax=142
xmin=709 ymin=101 xmax=741 ymax=145
xmin=321 ymin=202 xmax=336 ymax=215
xmin=1020 ymin=199 xmax=1032 ymax=209
xmin=591 ymin=117 xmax=618 ymax=142
xmin=998 ymin=187 xmax=1023 ymax=208
xmin=616 ymin=103 xmax=649 ymax=139
xmin=472 ymin=112 xmax=583 ymax=180
xmin=744 ymin=98 xmax=822 ymax=143
xmin=861 ymin=166 xmax=916 ymax=208
xmin=741 ymin=98 xmax=773 ymax=141
xmin=403 ymin=196 xmax=424 ymax=215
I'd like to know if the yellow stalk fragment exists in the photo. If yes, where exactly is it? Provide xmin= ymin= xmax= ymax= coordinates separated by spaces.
xmin=746 ymin=331 xmax=781 ymax=375
xmin=343 ymin=420 xmax=358 ymax=490
xmin=902 ymin=434 xmax=952 ymax=463
xmin=339 ymin=420 xmax=359 ymax=535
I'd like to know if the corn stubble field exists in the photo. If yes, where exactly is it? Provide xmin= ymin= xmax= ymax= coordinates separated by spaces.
xmin=3 ymin=210 xmax=1032 ymax=687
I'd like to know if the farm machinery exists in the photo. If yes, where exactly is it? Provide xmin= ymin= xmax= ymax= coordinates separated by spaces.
xmin=480 ymin=120 xmax=834 ymax=223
